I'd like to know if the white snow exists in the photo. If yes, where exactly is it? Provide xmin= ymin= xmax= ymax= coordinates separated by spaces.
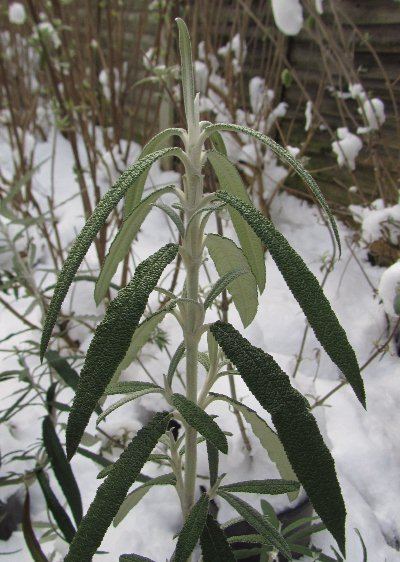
xmin=271 ymin=0 xmax=304 ymax=36
xmin=315 ymin=0 xmax=324 ymax=14
xmin=349 ymin=199 xmax=400 ymax=245
xmin=305 ymin=100 xmax=313 ymax=131
xmin=332 ymin=127 xmax=363 ymax=171
xmin=378 ymin=261 xmax=400 ymax=317
xmin=8 ymin=2 xmax=26 ymax=25
xmin=357 ymin=97 xmax=386 ymax=134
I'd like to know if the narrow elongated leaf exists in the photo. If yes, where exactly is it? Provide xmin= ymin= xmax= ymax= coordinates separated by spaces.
xmin=42 ymin=416 xmax=82 ymax=525
xmin=209 ymin=393 xmax=299 ymax=501
xmin=124 ymin=127 xmax=184 ymax=215
xmin=206 ymin=440 xmax=219 ymax=487
xmin=153 ymin=202 xmax=185 ymax=238
xmin=167 ymin=341 xmax=185 ymax=386
xmin=175 ymin=493 xmax=210 ymax=562
xmin=22 ymin=489 xmax=49 ymax=562
xmin=115 ymin=303 xmax=176 ymax=376
xmin=77 ymin=447 xmax=112 ymax=468
xmin=95 ymin=185 xmax=176 ymax=304
xmin=208 ymin=150 xmax=266 ymax=291
xmin=200 ymin=514 xmax=236 ymax=562
xmin=176 ymin=18 xmax=195 ymax=128
xmin=218 ymin=491 xmax=292 ymax=560
xmin=119 ymin=554 xmax=154 ymax=562
xmin=64 ymin=412 xmax=169 ymax=562
xmin=97 ymin=388 xmax=163 ymax=425
xmin=66 ymin=243 xmax=178 ymax=459
xmin=211 ymin=321 xmax=346 ymax=555
xmin=113 ymin=473 xmax=176 ymax=526
xmin=205 ymin=123 xmax=341 ymax=254
xmin=40 ymin=147 xmax=177 ymax=359
xmin=105 ymin=381 xmax=162 ymax=395
xmin=36 ymin=469 xmax=76 ymax=543
xmin=205 ymin=234 xmax=258 ymax=327
xmin=172 ymin=393 xmax=228 ymax=454
xmin=204 ymin=267 xmax=247 ymax=309
xmin=220 ymin=479 xmax=300 ymax=495
xmin=45 ymin=350 xmax=79 ymax=390
xmin=215 ymin=192 xmax=365 ymax=407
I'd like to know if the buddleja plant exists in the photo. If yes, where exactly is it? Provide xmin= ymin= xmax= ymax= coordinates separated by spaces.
xmin=40 ymin=19 xmax=365 ymax=562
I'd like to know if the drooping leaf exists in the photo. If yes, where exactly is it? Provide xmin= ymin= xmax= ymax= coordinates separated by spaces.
xmin=205 ymin=123 xmax=341 ymax=254
xmin=176 ymin=18 xmax=196 ymax=128
xmin=215 ymin=192 xmax=365 ymax=407
xmin=207 ymin=150 xmax=266 ymax=291
xmin=42 ymin=416 xmax=82 ymax=525
xmin=220 ymin=479 xmax=300 ymax=495
xmin=66 ymin=243 xmax=178 ymax=459
xmin=218 ymin=491 xmax=292 ymax=560
xmin=45 ymin=350 xmax=79 ymax=390
xmin=172 ymin=393 xmax=228 ymax=454
xmin=175 ymin=493 xmax=210 ymax=562
xmin=113 ymin=473 xmax=176 ymax=526
xmin=209 ymin=393 xmax=299 ymax=501
xmin=206 ymin=440 xmax=219 ymax=487
xmin=36 ymin=469 xmax=76 ymax=543
xmin=153 ymin=202 xmax=185 ymax=238
xmin=40 ymin=147 xmax=177 ymax=359
xmin=64 ymin=412 xmax=169 ymax=562
xmin=124 ymin=128 xmax=184 ymax=215
xmin=22 ymin=489 xmax=49 ymax=562
xmin=211 ymin=321 xmax=346 ymax=555
xmin=204 ymin=267 xmax=247 ymax=309
xmin=205 ymin=234 xmax=258 ymax=327
xmin=200 ymin=514 xmax=236 ymax=562
xmin=95 ymin=185 xmax=176 ymax=304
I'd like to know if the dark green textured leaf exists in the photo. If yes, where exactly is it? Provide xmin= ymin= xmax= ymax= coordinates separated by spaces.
xmin=206 ymin=440 xmax=219 ymax=487
xmin=36 ymin=469 xmax=76 ymax=543
xmin=167 ymin=341 xmax=185 ymax=385
xmin=208 ymin=150 xmax=266 ymax=291
xmin=22 ymin=489 xmax=49 ymax=562
xmin=218 ymin=491 xmax=292 ymax=560
xmin=66 ymin=243 xmax=178 ymax=459
xmin=211 ymin=321 xmax=346 ymax=555
xmin=42 ymin=416 xmax=82 ymax=525
xmin=175 ymin=493 xmax=210 ymax=562
xmin=215 ymin=191 xmax=365 ymax=407
xmin=206 ymin=123 xmax=341 ymax=254
xmin=64 ymin=412 xmax=169 ymax=562
xmin=76 ymin=447 xmax=112 ymax=468
xmin=220 ymin=479 xmax=300 ymax=495
xmin=200 ymin=514 xmax=236 ymax=562
xmin=45 ymin=350 xmax=79 ymax=390
xmin=104 ymin=381 xmax=162 ymax=395
xmin=40 ymin=147 xmax=176 ymax=359
xmin=172 ymin=393 xmax=228 ymax=454
xmin=120 ymin=554 xmax=155 ymax=562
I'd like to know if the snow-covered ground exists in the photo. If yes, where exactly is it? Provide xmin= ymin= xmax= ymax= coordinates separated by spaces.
xmin=1 ymin=126 xmax=400 ymax=562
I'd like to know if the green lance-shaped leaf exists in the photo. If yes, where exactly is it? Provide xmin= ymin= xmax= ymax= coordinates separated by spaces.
xmin=64 ymin=412 xmax=169 ymax=562
xmin=40 ymin=147 xmax=176 ymax=359
xmin=200 ymin=514 xmax=236 ymax=562
xmin=211 ymin=321 xmax=346 ymax=555
xmin=95 ymin=185 xmax=176 ymax=304
xmin=205 ymin=123 xmax=341 ymax=255
xmin=119 ymin=554 xmax=154 ymax=562
xmin=172 ymin=393 xmax=228 ymax=454
xmin=104 ymin=381 xmax=162 ymax=395
xmin=66 ymin=243 xmax=178 ymax=459
xmin=22 ymin=489 xmax=49 ymax=562
xmin=113 ymin=473 xmax=176 ymax=526
xmin=42 ymin=416 xmax=83 ymax=525
xmin=204 ymin=267 xmax=247 ymax=310
xmin=219 ymin=479 xmax=300 ymax=495
xmin=176 ymin=18 xmax=196 ymax=128
xmin=45 ymin=350 xmax=79 ymax=390
xmin=36 ymin=469 xmax=76 ymax=543
xmin=96 ymin=388 xmax=163 ymax=425
xmin=208 ymin=150 xmax=266 ymax=291
xmin=215 ymin=192 xmax=365 ymax=407
xmin=218 ymin=491 xmax=292 ymax=560
xmin=124 ymin=127 xmax=184 ymax=215
xmin=175 ymin=493 xmax=210 ymax=562
xmin=209 ymin=392 xmax=299 ymax=501
xmin=206 ymin=440 xmax=219 ymax=487
xmin=167 ymin=341 xmax=185 ymax=385
xmin=153 ymin=202 xmax=185 ymax=238
xmin=205 ymin=234 xmax=258 ymax=328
